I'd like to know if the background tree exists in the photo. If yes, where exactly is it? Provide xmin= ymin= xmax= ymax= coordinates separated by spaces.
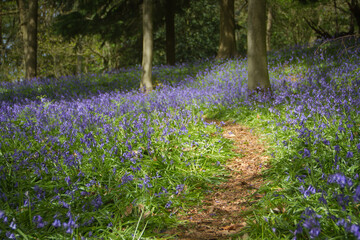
xmin=247 ymin=0 xmax=271 ymax=92
xmin=0 ymin=2 xmax=2 ymax=59
xmin=348 ymin=0 xmax=360 ymax=34
xmin=217 ymin=0 xmax=237 ymax=58
xmin=2 ymin=0 xmax=358 ymax=82
xmin=165 ymin=0 xmax=175 ymax=65
xmin=140 ymin=0 xmax=154 ymax=93
xmin=17 ymin=0 xmax=38 ymax=79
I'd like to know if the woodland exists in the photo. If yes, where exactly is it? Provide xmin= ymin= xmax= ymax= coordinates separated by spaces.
xmin=1 ymin=0 xmax=360 ymax=239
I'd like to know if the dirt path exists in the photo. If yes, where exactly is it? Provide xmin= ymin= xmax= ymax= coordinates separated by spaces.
xmin=164 ymin=121 xmax=270 ymax=239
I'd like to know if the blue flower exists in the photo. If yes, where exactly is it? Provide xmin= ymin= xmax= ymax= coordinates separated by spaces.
xmin=328 ymin=173 xmax=352 ymax=188
xmin=9 ymin=220 xmax=16 ymax=230
xmin=165 ymin=201 xmax=172 ymax=208
xmin=301 ymin=208 xmax=322 ymax=239
xmin=302 ymin=148 xmax=311 ymax=158
xmin=6 ymin=231 xmax=16 ymax=239
xmin=334 ymin=145 xmax=341 ymax=153
xmin=299 ymin=185 xmax=316 ymax=198
xmin=353 ymin=185 xmax=360 ymax=202
xmin=65 ymin=176 xmax=71 ymax=185
xmin=52 ymin=219 xmax=61 ymax=228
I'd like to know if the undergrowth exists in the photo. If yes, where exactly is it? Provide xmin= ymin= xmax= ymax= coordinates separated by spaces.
xmin=1 ymin=37 xmax=360 ymax=239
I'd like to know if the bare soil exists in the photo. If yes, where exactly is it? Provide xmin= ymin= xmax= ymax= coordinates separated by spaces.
xmin=163 ymin=121 xmax=270 ymax=239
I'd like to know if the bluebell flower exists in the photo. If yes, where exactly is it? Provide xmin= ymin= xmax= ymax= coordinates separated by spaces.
xmin=165 ymin=201 xmax=172 ymax=208
xmin=302 ymin=148 xmax=311 ymax=158
xmin=65 ymin=176 xmax=71 ymax=185
xmin=9 ymin=220 xmax=16 ymax=230
xmin=334 ymin=145 xmax=341 ymax=153
xmin=175 ymin=184 xmax=185 ymax=195
xmin=353 ymin=185 xmax=360 ymax=202
xmin=318 ymin=194 xmax=327 ymax=205
xmin=299 ymin=185 xmax=316 ymax=198
xmin=301 ymin=208 xmax=322 ymax=239
xmin=6 ymin=231 xmax=16 ymax=239
xmin=328 ymin=173 xmax=352 ymax=188
xmin=350 ymin=224 xmax=360 ymax=239
xmin=52 ymin=219 xmax=61 ymax=228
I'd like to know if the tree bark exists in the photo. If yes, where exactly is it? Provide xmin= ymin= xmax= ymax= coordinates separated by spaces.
xmin=217 ymin=0 xmax=237 ymax=59
xmin=333 ymin=0 xmax=339 ymax=35
xmin=266 ymin=4 xmax=273 ymax=51
xmin=77 ymin=55 xmax=83 ymax=75
xmin=17 ymin=0 xmax=38 ymax=80
xmin=0 ymin=2 xmax=3 ymax=65
xmin=348 ymin=0 xmax=360 ymax=34
xmin=247 ymin=0 xmax=271 ymax=93
xmin=165 ymin=0 xmax=175 ymax=65
xmin=140 ymin=0 xmax=154 ymax=93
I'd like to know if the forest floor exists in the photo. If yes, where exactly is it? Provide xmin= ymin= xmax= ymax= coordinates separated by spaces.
xmin=163 ymin=121 xmax=271 ymax=239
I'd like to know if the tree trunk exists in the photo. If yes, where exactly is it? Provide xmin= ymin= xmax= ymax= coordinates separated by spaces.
xmin=266 ymin=5 xmax=273 ymax=51
xmin=0 ymin=2 xmax=3 ymax=65
xmin=165 ymin=0 xmax=175 ymax=65
xmin=217 ymin=0 xmax=237 ymax=59
xmin=333 ymin=0 xmax=339 ymax=35
xmin=77 ymin=55 xmax=83 ymax=75
xmin=140 ymin=0 xmax=154 ymax=93
xmin=348 ymin=0 xmax=360 ymax=34
xmin=247 ymin=0 xmax=271 ymax=93
xmin=53 ymin=54 xmax=59 ymax=78
xmin=17 ymin=0 xmax=38 ymax=80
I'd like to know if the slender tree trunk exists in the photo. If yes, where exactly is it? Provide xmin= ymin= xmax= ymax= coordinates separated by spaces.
xmin=247 ymin=0 xmax=271 ymax=93
xmin=77 ymin=55 xmax=83 ymax=75
xmin=217 ymin=0 xmax=237 ymax=59
xmin=140 ymin=0 xmax=154 ymax=93
xmin=165 ymin=0 xmax=175 ymax=65
xmin=334 ymin=0 xmax=339 ymax=35
xmin=17 ymin=0 xmax=38 ymax=80
xmin=348 ymin=0 xmax=360 ymax=34
xmin=266 ymin=5 xmax=273 ymax=51
xmin=53 ymin=54 xmax=60 ymax=78
xmin=0 ymin=2 xmax=3 ymax=65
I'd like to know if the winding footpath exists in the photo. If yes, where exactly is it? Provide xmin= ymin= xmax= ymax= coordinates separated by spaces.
xmin=165 ymin=121 xmax=270 ymax=239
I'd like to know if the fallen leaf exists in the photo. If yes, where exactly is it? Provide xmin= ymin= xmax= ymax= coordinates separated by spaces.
xmin=242 ymin=233 xmax=250 ymax=239
xmin=272 ymin=207 xmax=281 ymax=214
xmin=222 ymin=224 xmax=236 ymax=230
xmin=124 ymin=204 xmax=133 ymax=216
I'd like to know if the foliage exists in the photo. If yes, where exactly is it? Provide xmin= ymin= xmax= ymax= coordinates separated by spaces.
xmin=0 ymin=58 xmax=234 ymax=239
xmin=2 ymin=0 xmax=357 ymax=81
xmin=173 ymin=0 xmax=219 ymax=63
xmin=205 ymin=36 xmax=360 ymax=239
xmin=1 ymin=36 xmax=360 ymax=239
